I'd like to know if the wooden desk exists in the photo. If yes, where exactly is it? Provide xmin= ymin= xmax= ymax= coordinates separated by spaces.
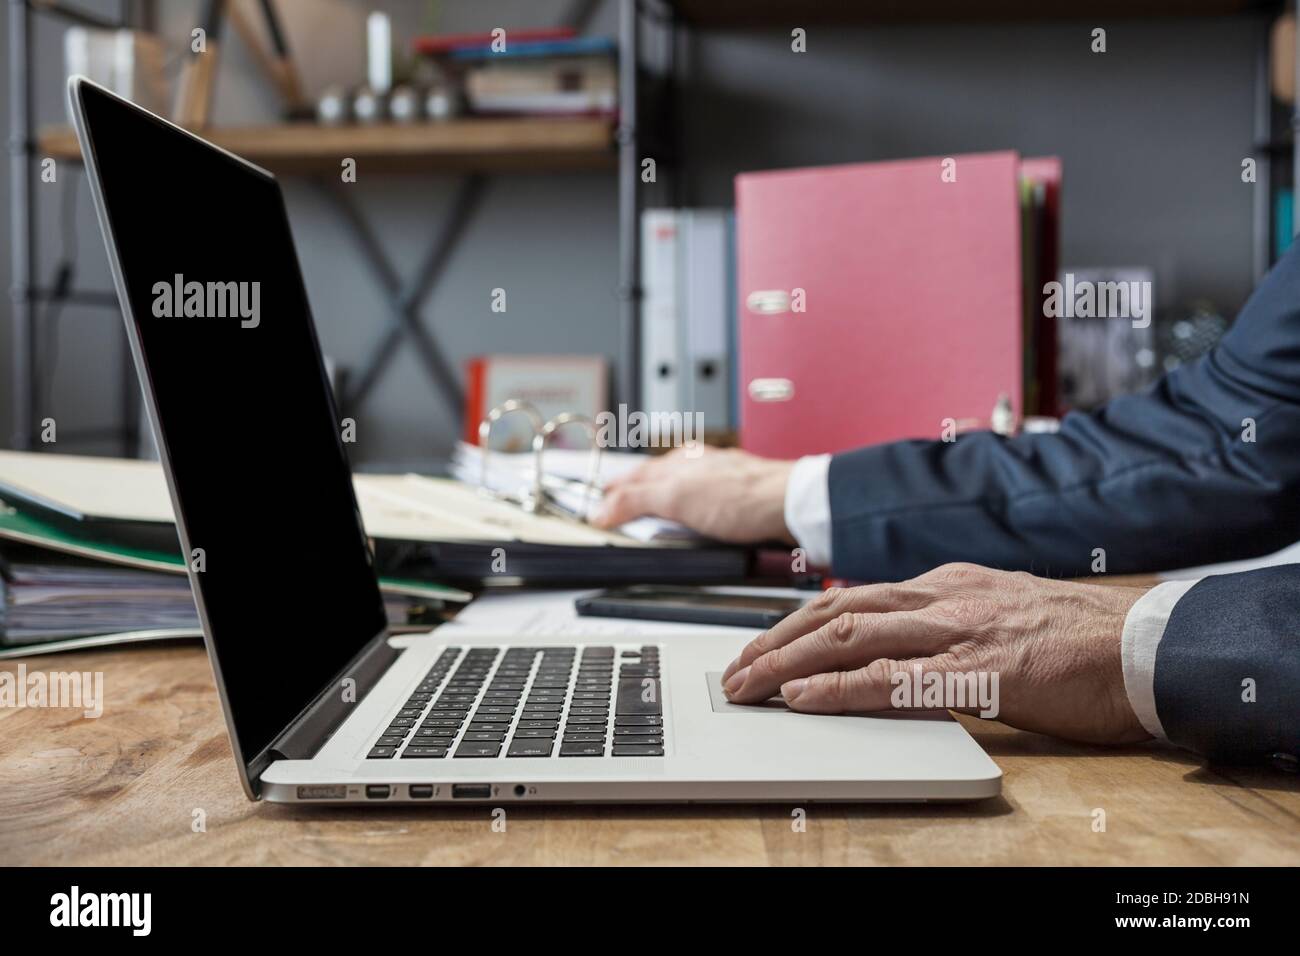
xmin=2 ymin=592 xmax=1298 ymax=866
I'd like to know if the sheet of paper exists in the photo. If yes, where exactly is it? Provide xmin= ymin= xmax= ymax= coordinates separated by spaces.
xmin=357 ymin=474 xmax=638 ymax=546
xmin=450 ymin=442 xmax=699 ymax=543
xmin=0 ymin=451 xmax=659 ymax=550
xmin=0 ymin=450 xmax=174 ymax=523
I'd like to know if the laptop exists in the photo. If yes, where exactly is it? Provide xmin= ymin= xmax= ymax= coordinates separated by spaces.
xmin=69 ymin=77 xmax=1001 ymax=804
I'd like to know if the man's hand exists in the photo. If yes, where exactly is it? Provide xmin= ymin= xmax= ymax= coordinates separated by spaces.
xmin=722 ymin=563 xmax=1151 ymax=745
xmin=591 ymin=446 xmax=795 ymax=544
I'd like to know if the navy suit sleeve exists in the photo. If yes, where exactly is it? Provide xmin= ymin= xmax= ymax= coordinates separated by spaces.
xmin=827 ymin=245 xmax=1300 ymax=581
xmin=1153 ymin=565 xmax=1300 ymax=765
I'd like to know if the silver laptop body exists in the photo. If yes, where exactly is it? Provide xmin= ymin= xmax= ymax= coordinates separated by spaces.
xmin=70 ymin=76 xmax=1000 ymax=805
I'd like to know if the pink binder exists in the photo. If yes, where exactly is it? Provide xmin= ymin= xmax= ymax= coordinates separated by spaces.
xmin=736 ymin=151 xmax=1024 ymax=459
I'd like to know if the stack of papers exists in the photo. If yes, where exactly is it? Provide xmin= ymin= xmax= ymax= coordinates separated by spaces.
xmin=449 ymin=442 xmax=699 ymax=543
xmin=0 ymin=549 xmax=448 ymax=657
xmin=0 ymin=560 xmax=196 ymax=643
xmin=0 ymin=449 xmax=748 ymax=592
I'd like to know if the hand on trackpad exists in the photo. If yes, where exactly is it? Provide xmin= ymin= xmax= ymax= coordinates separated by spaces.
xmin=705 ymin=671 xmax=789 ymax=713
xmin=705 ymin=671 xmax=950 ymax=721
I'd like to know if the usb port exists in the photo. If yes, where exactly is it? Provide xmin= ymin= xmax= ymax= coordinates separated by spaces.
xmin=365 ymin=784 xmax=391 ymax=800
xmin=408 ymin=785 xmax=433 ymax=799
xmin=452 ymin=783 xmax=492 ymax=799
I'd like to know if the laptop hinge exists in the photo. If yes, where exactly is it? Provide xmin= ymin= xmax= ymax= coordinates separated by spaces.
xmin=267 ymin=632 xmax=402 ymax=761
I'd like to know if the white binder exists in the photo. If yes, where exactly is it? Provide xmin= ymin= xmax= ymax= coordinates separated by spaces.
xmin=639 ymin=209 xmax=734 ymax=438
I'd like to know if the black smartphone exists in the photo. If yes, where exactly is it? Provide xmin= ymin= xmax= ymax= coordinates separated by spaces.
xmin=575 ymin=586 xmax=807 ymax=628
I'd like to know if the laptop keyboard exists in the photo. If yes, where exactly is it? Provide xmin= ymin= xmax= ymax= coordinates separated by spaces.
xmin=366 ymin=645 xmax=665 ymax=759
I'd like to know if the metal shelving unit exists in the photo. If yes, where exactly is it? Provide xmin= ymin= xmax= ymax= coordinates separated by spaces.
xmin=621 ymin=0 xmax=1300 ymax=421
xmin=7 ymin=0 xmax=629 ymax=454
xmin=9 ymin=0 xmax=1299 ymax=454
xmin=8 ymin=0 xmax=156 ymax=453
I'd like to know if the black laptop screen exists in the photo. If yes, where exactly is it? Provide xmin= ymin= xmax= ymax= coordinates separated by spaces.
xmin=77 ymin=83 xmax=388 ymax=768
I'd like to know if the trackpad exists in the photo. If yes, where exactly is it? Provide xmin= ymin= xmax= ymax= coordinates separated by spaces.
xmin=704 ymin=671 xmax=951 ymax=721
xmin=704 ymin=671 xmax=790 ymax=714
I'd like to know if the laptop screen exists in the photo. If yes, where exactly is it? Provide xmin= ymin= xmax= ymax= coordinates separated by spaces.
xmin=76 ymin=82 xmax=388 ymax=770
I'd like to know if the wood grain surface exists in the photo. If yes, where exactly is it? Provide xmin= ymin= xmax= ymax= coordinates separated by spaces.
xmin=2 ymin=634 xmax=1296 ymax=866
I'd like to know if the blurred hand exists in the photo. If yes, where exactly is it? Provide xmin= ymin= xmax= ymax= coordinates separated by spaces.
xmin=721 ymin=563 xmax=1151 ymax=745
xmin=591 ymin=446 xmax=795 ymax=545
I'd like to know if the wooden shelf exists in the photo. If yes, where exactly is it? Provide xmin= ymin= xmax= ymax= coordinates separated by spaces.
xmin=670 ymin=0 xmax=1272 ymax=27
xmin=38 ymin=116 xmax=617 ymax=175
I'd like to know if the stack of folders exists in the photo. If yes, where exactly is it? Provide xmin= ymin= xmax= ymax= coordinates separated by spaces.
xmin=0 ymin=452 xmax=470 ymax=657
xmin=0 ymin=451 xmax=748 ymax=602
xmin=0 ymin=549 xmax=451 ymax=654
xmin=0 ymin=550 xmax=198 ymax=649
xmin=0 ymin=541 xmax=450 ymax=659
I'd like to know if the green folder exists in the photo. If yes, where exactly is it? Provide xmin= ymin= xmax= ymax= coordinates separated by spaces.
xmin=0 ymin=501 xmax=471 ymax=603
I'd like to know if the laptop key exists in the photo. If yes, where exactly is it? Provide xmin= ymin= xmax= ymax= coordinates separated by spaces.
xmin=616 ymin=678 xmax=662 ymax=717
xmin=463 ymin=731 xmax=506 ymax=742
xmin=612 ymin=744 xmax=665 ymax=756
xmin=507 ymin=739 xmax=554 ymax=757
xmin=559 ymin=742 xmax=606 ymax=757
xmin=515 ymin=719 xmax=559 ymax=731
xmin=512 ymin=728 xmax=556 ymax=739
xmin=402 ymin=746 xmax=449 ymax=758
xmin=614 ymin=715 xmax=662 ymax=727
xmin=375 ymin=736 xmax=407 ymax=748
xmin=367 ymin=746 xmax=397 ymax=759
xmin=562 ymin=733 xmax=606 ymax=743
xmin=454 ymin=742 xmax=502 ymax=758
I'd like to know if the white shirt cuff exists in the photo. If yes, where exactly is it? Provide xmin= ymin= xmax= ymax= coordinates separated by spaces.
xmin=783 ymin=454 xmax=833 ymax=568
xmin=1120 ymin=577 xmax=1199 ymax=740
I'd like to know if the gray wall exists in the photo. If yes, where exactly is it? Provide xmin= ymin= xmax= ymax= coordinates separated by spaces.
xmin=0 ymin=2 xmax=1265 ymax=466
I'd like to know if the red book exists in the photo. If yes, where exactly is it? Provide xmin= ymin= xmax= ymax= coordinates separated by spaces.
xmin=464 ymin=355 xmax=608 ymax=452
xmin=735 ymin=151 xmax=1025 ymax=459
xmin=413 ymin=27 xmax=576 ymax=57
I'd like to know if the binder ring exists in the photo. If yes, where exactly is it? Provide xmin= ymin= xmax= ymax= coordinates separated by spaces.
xmin=478 ymin=399 xmax=545 ymax=513
xmin=532 ymin=413 xmax=602 ymax=521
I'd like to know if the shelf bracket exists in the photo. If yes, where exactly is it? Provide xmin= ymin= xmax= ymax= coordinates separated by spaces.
xmin=314 ymin=176 xmax=486 ymax=429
